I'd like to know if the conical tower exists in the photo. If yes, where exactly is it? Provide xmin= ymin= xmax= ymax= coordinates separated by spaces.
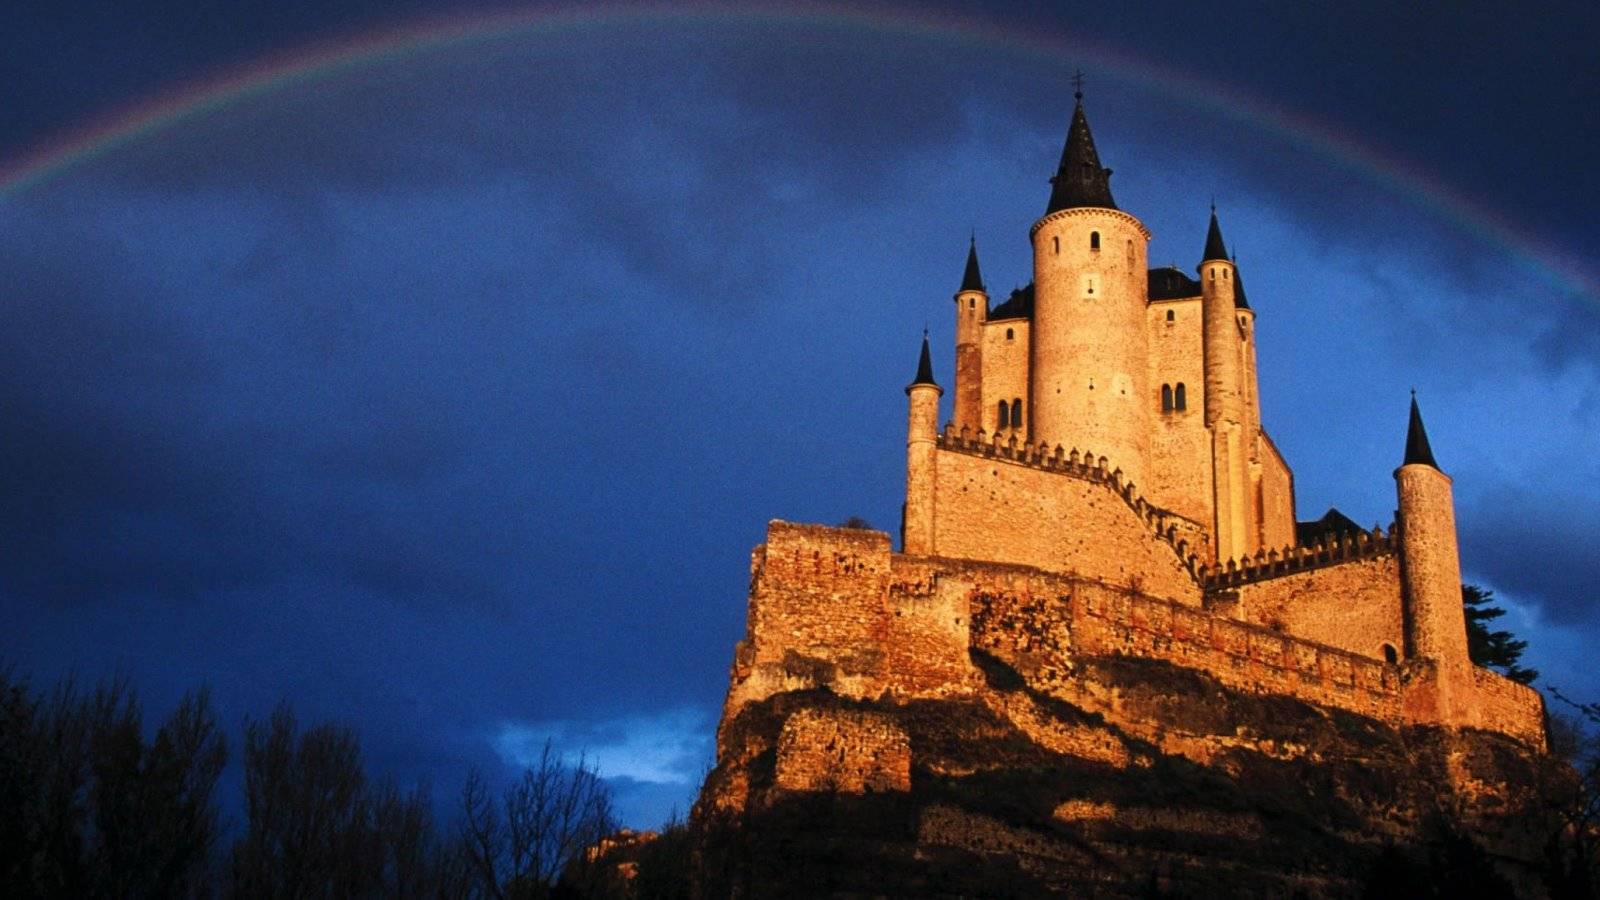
xmin=1029 ymin=89 xmax=1152 ymax=486
xmin=903 ymin=333 xmax=943 ymax=554
xmin=952 ymin=236 xmax=988 ymax=433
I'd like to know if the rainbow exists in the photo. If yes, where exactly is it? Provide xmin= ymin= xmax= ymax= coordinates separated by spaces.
xmin=1 ymin=1 xmax=1592 ymax=302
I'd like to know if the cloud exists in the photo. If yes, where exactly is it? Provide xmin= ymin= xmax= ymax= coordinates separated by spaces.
xmin=493 ymin=707 xmax=713 ymax=787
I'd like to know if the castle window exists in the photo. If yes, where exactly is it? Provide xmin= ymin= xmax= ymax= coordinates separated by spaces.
xmin=968 ymin=298 xmax=975 ymax=309
xmin=1090 ymin=231 xmax=1100 ymax=251
xmin=1382 ymin=643 xmax=1399 ymax=664
xmin=1174 ymin=383 xmax=1187 ymax=411
xmin=1165 ymin=309 xmax=1175 ymax=322
xmin=998 ymin=400 xmax=1009 ymax=430
xmin=1006 ymin=328 xmax=1014 ymax=340
xmin=1010 ymin=399 xmax=1022 ymax=429
xmin=1161 ymin=384 xmax=1173 ymax=412
xmin=1053 ymin=236 xmax=1060 ymax=254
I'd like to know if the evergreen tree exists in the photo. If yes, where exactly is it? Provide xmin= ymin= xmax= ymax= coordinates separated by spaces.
xmin=1463 ymin=584 xmax=1538 ymax=684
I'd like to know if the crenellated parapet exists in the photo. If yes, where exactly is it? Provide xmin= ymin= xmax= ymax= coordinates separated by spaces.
xmin=1201 ymin=524 xmax=1400 ymax=591
xmin=937 ymin=423 xmax=1209 ymax=582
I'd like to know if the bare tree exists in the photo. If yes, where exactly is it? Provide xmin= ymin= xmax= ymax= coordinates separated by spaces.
xmin=458 ymin=741 xmax=618 ymax=898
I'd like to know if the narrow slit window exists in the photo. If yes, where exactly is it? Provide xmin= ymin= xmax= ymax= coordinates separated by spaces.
xmin=1010 ymin=399 xmax=1022 ymax=429
xmin=1053 ymin=236 xmax=1060 ymax=254
xmin=1005 ymin=328 xmax=1014 ymax=340
xmin=1161 ymin=384 xmax=1173 ymax=412
xmin=1090 ymin=231 xmax=1100 ymax=251
xmin=1174 ymin=383 xmax=1187 ymax=410
xmin=998 ymin=400 xmax=1009 ymax=430
xmin=1165 ymin=309 xmax=1175 ymax=322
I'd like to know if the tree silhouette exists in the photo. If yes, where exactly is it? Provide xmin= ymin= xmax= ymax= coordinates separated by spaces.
xmin=1463 ymin=584 xmax=1538 ymax=684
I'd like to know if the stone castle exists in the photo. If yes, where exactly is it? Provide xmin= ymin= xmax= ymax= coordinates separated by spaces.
xmin=695 ymin=91 xmax=1552 ymax=894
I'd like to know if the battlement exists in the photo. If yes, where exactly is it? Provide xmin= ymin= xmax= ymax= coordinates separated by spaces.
xmin=937 ymin=424 xmax=1207 ymax=581
xmin=1201 ymin=524 xmax=1400 ymax=591
xmin=722 ymin=522 xmax=1545 ymax=752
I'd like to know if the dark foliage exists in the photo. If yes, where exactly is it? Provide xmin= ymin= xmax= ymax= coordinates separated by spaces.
xmin=1464 ymin=584 xmax=1539 ymax=684
xmin=0 ymin=664 xmax=679 ymax=899
xmin=0 ymin=669 xmax=226 ymax=898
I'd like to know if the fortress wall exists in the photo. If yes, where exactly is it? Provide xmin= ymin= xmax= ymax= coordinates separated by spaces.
xmin=980 ymin=318 xmax=1031 ymax=436
xmin=960 ymin=567 xmax=1402 ymax=723
xmin=883 ymin=558 xmax=978 ymax=697
xmin=928 ymin=446 xmax=1202 ymax=605
xmin=1472 ymin=668 xmax=1547 ymax=751
xmin=1146 ymin=298 xmax=1213 ymax=529
xmin=1257 ymin=434 xmax=1296 ymax=550
xmin=774 ymin=708 xmax=912 ymax=793
xmin=1066 ymin=582 xmax=1402 ymax=721
xmin=1231 ymin=555 xmax=1405 ymax=662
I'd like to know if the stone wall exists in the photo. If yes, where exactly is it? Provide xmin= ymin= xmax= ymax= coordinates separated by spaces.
xmin=1231 ymin=555 xmax=1404 ymax=662
xmin=1256 ymin=433 xmax=1296 ymax=552
xmin=924 ymin=437 xmax=1203 ymax=605
xmin=979 ymin=317 xmax=1030 ymax=438
xmin=1473 ymin=668 xmax=1547 ymax=751
xmin=722 ymin=522 xmax=1546 ymax=757
xmin=1146 ymin=297 xmax=1212 ymax=529
xmin=774 ymin=708 xmax=912 ymax=793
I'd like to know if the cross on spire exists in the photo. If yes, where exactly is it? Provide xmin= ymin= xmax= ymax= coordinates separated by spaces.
xmin=1071 ymin=69 xmax=1086 ymax=100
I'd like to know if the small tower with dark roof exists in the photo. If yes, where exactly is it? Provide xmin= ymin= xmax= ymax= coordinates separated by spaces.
xmin=1199 ymin=207 xmax=1251 ymax=561
xmin=1028 ymin=84 xmax=1154 ymax=487
xmin=1394 ymin=395 xmax=1474 ymax=724
xmin=952 ymin=236 xmax=989 ymax=433
xmin=903 ymin=333 xmax=943 ymax=554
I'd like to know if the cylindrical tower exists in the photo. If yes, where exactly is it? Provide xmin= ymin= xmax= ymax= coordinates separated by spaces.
xmin=952 ymin=237 xmax=987 ymax=434
xmin=1027 ymin=95 xmax=1152 ymax=487
xmin=903 ymin=335 xmax=942 ymax=555
xmin=1199 ymin=211 xmax=1250 ymax=562
xmin=1394 ymin=397 xmax=1473 ymax=723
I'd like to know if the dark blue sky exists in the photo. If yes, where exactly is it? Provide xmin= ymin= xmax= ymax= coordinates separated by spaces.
xmin=3 ymin=1 xmax=1597 ymax=827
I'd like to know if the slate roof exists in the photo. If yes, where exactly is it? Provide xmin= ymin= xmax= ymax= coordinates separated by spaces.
xmin=988 ymin=284 xmax=1035 ymax=320
xmin=1046 ymin=99 xmax=1116 ymax=212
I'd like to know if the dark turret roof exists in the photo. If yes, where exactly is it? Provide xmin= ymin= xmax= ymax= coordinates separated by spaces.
xmin=1233 ymin=257 xmax=1251 ymax=310
xmin=988 ymin=283 xmax=1035 ymax=320
xmin=908 ymin=333 xmax=938 ymax=390
xmin=1202 ymin=208 xmax=1229 ymax=262
xmin=1404 ymin=395 xmax=1439 ymax=468
xmin=1046 ymin=98 xmax=1116 ymax=212
xmin=960 ymin=236 xmax=985 ymax=292
xmin=1148 ymin=267 xmax=1202 ymax=301
xmin=1295 ymin=507 xmax=1364 ymax=546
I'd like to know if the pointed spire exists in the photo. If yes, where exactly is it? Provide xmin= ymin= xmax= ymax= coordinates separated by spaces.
xmin=908 ymin=331 xmax=938 ymax=390
xmin=1403 ymin=393 xmax=1439 ymax=468
xmin=1202 ymin=205 xmax=1229 ymax=262
xmin=1232 ymin=254 xmax=1251 ymax=309
xmin=960 ymin=234 xmax=985 ymax=292
xmin=1046 ymin=94 xmax=1116 ymax=212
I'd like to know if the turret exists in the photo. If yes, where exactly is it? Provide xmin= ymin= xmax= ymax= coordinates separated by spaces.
xmin=903 ymin=334 xmax=943 ymax=555
xmin=1028 ymin=91 xmax=1152 ymax=486
xmin=952 ymin=236 xmax=988 ymax=433
xmin=1200 ymin=209 xmax=1250 ymax=561
xmin=1394 ymin=396 xmax=1474 ymax=724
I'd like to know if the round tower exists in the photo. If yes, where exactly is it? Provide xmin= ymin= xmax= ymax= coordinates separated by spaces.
xmin=952 ymin=236 xmax=988 ymax=434
xmin=1028 ymin=94 xmax=1152 ymax=487
xmin=1394 ymin=396 xmax=1474 ymax=724
xmin=903 ymin=334 xmax=943 ymax=555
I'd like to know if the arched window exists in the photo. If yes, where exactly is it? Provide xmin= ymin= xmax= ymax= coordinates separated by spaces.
xmin=1005 ymin=328 xmax=1014 ymax=340
xmin=1090 ymin=231 xmax=1100 ymax=251
xmin=1161 ymin=384 xmax=1173 ymax=412
xmin=968 ymin=297 xmax=975 ymax=309
xmin=1382 ymin=643 xmax=1399 ymax=664
xmin=1174 ymin=383 xmax=1187 ymax=411
xmin=1165 ymin=309 xmax=1175 ymax=322
xmin=1010 ymin=398 xmax=1022 ymax=428
xmin=998 ymin=400 xmax=1009 ymax=430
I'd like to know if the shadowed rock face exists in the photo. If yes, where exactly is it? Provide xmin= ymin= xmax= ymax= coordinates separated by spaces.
xmin=691 ymin=650 xmax=1569 ymax=899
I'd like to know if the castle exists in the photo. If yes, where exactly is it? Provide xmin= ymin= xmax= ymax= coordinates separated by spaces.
xmin=702 ymin=91 xmax=1546 ymax=830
